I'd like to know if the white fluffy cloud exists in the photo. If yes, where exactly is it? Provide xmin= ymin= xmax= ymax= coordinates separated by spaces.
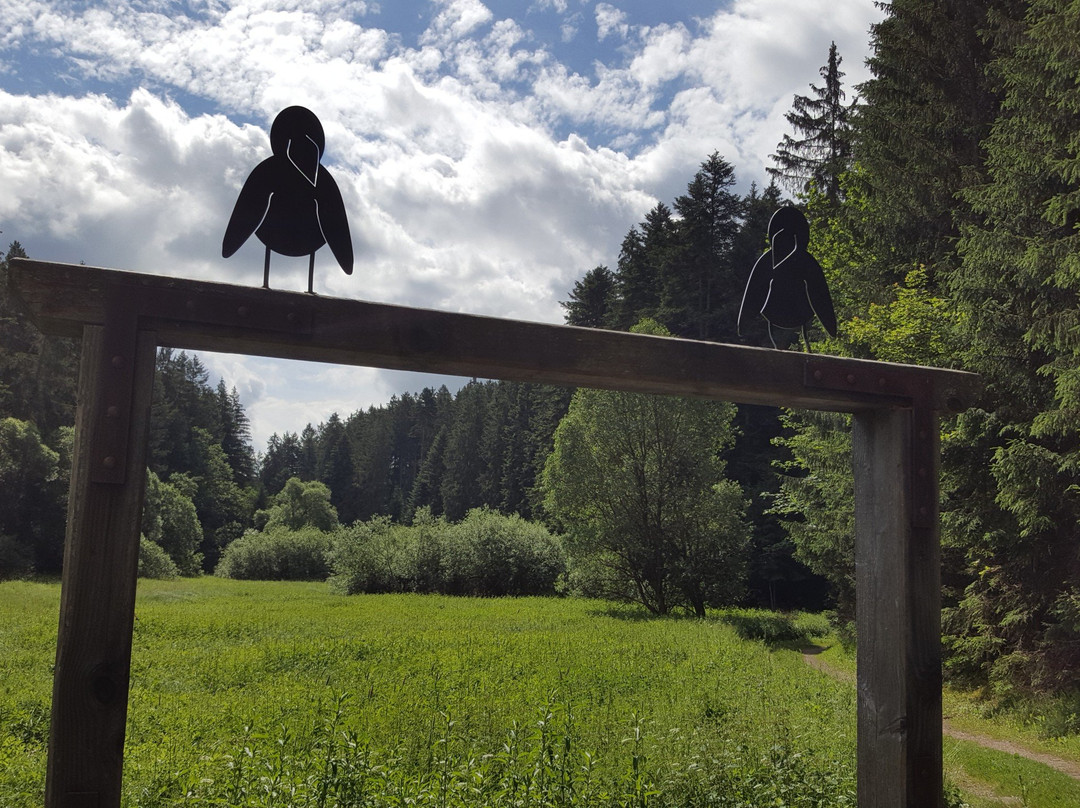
xmin=0 ymin=0 xmax=882 ymax=448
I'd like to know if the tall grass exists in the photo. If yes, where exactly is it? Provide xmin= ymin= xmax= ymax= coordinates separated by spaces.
xmin=1 ymin=579 xmax=858 ymax=806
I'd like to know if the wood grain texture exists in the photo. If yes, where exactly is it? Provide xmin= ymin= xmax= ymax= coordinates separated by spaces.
xmin=8 ymin=259 xmax=981 ymax=413
xmin=45 ymin=326 xmax=157 ymax=808
xmin=853 ymin=408 xmax=943 ymax=808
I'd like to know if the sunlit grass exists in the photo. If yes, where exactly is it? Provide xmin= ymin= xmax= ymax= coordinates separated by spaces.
xmin=7 ymin=578 xmax=1080 ymax=806
xmin=2 ymin=578 xmax=857 ymax=806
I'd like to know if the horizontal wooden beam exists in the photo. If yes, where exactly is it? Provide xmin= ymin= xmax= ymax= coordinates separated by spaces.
xmin=8 ymin=259 xmax=981 ymax=413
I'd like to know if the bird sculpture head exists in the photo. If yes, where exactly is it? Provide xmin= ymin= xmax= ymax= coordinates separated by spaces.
xmin=270 ymin=105 xmax=325 ymax=186
xmin=767 ymin=205 xmax=810 ymax=252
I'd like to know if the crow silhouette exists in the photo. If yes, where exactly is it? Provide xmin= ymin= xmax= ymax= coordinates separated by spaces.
xmin=738 ymin=206 xmax=836 ymax=351
xmin=223 ymin=106 xmax=353 ymax=293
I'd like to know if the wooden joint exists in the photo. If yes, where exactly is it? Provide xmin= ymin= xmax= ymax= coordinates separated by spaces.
xmin=805 ymin=358 xmax=939 ymax=530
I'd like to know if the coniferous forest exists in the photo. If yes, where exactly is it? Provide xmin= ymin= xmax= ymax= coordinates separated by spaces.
xmin=5 ymin=1 xmax=1080 ymax=703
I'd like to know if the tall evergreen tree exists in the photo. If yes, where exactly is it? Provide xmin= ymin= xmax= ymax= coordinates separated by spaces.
xmin=318 ymin=413 xmax=360 ymax=525
xmin=664 ymin=152 xmax=743 ymax=341
xmin=853 ymin=0 xmax=1010 ymax=281
xmin=561 ymin=266 xmax=616 ymax=327
xmin=260 ymin=431 xmax=302 ymax=496
xmin=611 ymin=204 xmax=677 ymax=330
xmin=440 ymin=381 xmax=492 ymax=521
xmin=217 ymin=381 xmax=256 ymax=486
xmin=0 ymin=241 xmax=79 ymax=437
xmin=768 ymin=42 xmax=855 ymax=205
xmin=949 ymin=0 xmax=1080 ymax=691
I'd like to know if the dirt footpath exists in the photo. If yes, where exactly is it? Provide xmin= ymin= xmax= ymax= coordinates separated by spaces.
xmin=800 ymin=646 xmax=1080 ymax=782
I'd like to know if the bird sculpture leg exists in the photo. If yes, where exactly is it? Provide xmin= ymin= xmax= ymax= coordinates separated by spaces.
xmin=801 ymin=325 xmax=814 ymax=353
xmin=307 ymin=253 xmax=316 ymax=294
xmin=768 ymin=323 xmax=779 ymax=350
xmin=263 ymin=246 xmax=271 ymax=289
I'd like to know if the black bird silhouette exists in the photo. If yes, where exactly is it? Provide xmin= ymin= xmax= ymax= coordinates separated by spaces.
xmin=223 ymin=106 xmax=353 ymax=293
xmin=737 ymin=206 xmax=836 ymax=351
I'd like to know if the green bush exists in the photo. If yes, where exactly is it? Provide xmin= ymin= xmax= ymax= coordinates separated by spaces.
xmin=328 ymin=509 xmax=565 ymax=597
xmin=444 ymin=508 xmax=565 ymax=596
xmin=327 ymin=516 xmax=409 ymax=595
xmin=214 ymin=526 xmax=331 ymax=581
xmin=138 ymin=537 xmax=179 ymax=579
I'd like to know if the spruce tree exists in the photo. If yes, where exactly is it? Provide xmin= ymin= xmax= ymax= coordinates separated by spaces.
xmin=949 ymin=0 xmax=1080 ymax=691
xmin=561 ymin=266 xmax=615 ymax=327
xmin=665 ymin=152 xmax=743 ymax=341
xmin=768 ymin=42 xmax=855 ymax=205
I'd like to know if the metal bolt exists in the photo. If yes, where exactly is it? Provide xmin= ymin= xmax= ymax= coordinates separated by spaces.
xmin=237 ymin=306 xmax=248 ymax=317
xmin=813 ymin=369 xmax=823 ymax=381
xmin=846 ymin=374 xmax=856 ymax=385
xmin=111 ymin=355 xmax=124 ymax=367
xmin=106 ymin=405 xmax=119 ymax=418
xmin=102 ymin=456 xmax=117 ymax=469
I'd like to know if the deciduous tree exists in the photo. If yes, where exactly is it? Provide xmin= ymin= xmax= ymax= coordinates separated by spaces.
xmin=542 ymin=320 xmax=748 ymax=616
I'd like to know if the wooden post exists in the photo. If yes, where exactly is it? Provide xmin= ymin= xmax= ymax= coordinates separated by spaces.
xmin=45 ymin=325 xmax=157 ymax=808
xmin=853 ymin=406 xmax=943 ymax=808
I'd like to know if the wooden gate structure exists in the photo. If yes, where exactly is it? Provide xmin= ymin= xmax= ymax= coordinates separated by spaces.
xmin=7 ymin=258 xmax=981 ymax=808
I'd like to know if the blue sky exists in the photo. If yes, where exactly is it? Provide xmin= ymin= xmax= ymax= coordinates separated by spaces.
xmin=0 ymin=0 xmax=882 ymax=450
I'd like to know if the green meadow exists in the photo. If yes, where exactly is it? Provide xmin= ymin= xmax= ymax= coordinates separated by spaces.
xmin=3 ymin=578 xmax=1080 ymax=806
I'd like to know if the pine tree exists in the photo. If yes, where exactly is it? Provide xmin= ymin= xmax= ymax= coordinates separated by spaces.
xmin=853 ymin=0 xmax=1012 ymax=280
xmin=561 ymin=266 xmax=615 ymax=327
xmin=611 ymin=204 xmax=677 ymax=330
xmin=318 ymin=413 xmax=360 ymax=525
xmin=769 ymin=42 xmax=855 ymax=205
xmin=440 ymin=381 xmax=491 ymax=521
xmin=259 ymin=432 xmax=302 ymax=496
xmin=664 ymin=152 xmax=743 ymax=341
xmin=948 ymin=0 xmax=1080 ymax=691
xmin=0 ymin=241 xmax=79 ymax=437
xmin=217 ymin=381 xmax=256 ymax=486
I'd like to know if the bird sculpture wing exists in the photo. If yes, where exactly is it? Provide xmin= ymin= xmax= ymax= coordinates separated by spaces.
xmin=803 ymin=253 xmax=837 ymax=337
xmin=222 ymin=161 xmax=275 ymax=258
xmin=738 ymin=249 xmax=773 ymax=335
xmin=315 ymin=171 xmax=354 ymax=275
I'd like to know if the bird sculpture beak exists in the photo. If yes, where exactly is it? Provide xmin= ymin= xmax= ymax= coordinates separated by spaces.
xmin=287 ymin=135 xmax=320 ymax=187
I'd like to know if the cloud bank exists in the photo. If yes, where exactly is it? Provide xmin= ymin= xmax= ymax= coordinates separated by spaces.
xmin=0 ymin=0 xmax=882 ymax=448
